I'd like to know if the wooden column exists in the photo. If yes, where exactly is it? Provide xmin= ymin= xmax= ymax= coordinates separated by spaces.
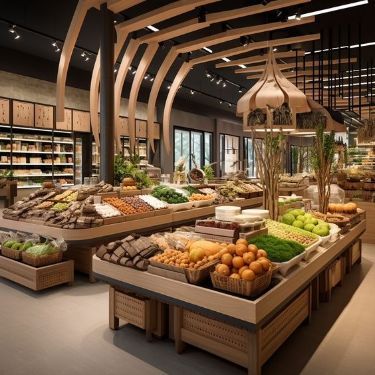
xmin=99 ymin=2 xmax=115 ymax=184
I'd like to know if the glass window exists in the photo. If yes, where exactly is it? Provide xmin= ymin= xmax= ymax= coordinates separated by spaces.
xmin=244 ymin=137 xmax=256 ymax=177
xmin=220 ymin=134 xmax=240 ymax=176
xmin=174 ymin=128 xmax=212 ymax=169
xmin=204 ymin=132 xmax=212 ymax=166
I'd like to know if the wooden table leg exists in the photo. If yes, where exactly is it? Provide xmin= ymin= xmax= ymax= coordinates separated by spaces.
xmin=247 ymin=330 xmax=260 ymax=375
xmin=174 ymin=306 xmax=186 ymax=354
xmin=109 ymin=286 xmax=119 ymax=330
xmin=311 ymin=276 xmax=320 ymax=311
xmin=145 ymin=300 xmax=153 ymax=342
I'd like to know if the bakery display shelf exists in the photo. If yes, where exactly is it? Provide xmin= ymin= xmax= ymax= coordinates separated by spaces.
xmin=93 ymin=220 xmax=365 ymax=374
xmin=0 ymin=137 xmax=73 ymax=144
xmin=0 ymin=150 xmax=73 ymax=154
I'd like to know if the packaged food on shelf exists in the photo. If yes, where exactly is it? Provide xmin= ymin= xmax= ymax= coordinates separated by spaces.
xmin=215 ymin=206 xmax=241 ymax=221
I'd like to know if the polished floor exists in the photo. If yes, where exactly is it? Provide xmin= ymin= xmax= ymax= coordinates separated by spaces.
xmin=0 ymin=244 xmax=374 ymax=375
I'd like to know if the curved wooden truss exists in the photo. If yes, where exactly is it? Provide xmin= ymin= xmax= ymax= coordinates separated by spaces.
xmin=57 ymin=0 xmax=312 ymax=152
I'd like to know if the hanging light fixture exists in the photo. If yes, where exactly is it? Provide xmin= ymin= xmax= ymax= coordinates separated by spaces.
xmin=8 ymin=25 xmax=20 ymax=40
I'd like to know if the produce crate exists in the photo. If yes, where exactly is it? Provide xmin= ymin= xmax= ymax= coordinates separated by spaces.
xmin=173 ymin=288 xmax=310 ymax=370
xmin=109 ymin=286 xmax=166 ymax=340
xmin=0 ymin=255 xmax=74 ymax=291
xmin=210 ymin=267 xmax=273 ymax=297
xmin=22 ymin=251 xmax=63 ymax=267
xmin=346 ymin=239 xmax=362 ymax=272
xmin=1 ymin=246 xmax=23 ymax=261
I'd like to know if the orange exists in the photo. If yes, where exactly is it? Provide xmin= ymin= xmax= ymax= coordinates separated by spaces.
xmin=249 ymin=261 xmax=263 ymax=275
xmin=235 ymin=244 xmax=248 ymax=256
xmin=236 ymin=239 xmax=248 ymax=246
xmin=241 ymin=269 xmax=256 ymax=281
xmin=230 ymin=273 xmax=241 ymax=280
xmin=257 ymin=249 xmax=268 ymax=259
xmin=247 ymin=244 xmax=258 ymax=255
xmin=221 ymin=253 xmax=233 ymax=266
xmin=232 ymin=256 xmax=245 ymax=269
xmin=217 ymin=264 xmax=230 ymax=276
xmin=226 ymin=244 xmax=236 ymax=255
xmin=238 ymin=265 xmax=248 ymax=276
xmin=243 ymin=252 xmax=256 ymax=265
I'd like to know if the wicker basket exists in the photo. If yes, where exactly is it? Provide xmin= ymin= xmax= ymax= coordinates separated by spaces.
xmin=22 ymin=251 xmax=63 ymax=268
xmin=1 ymin=246 xmax=23 ymax=261
xmin=210 ymin=267 xmax=273 ymax=297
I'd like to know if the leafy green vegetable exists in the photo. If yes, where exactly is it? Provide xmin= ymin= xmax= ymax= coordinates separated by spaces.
xmin=25 ymin=244 xmax=59 ymax=257
xmin=249 ymin=234 xmax=305 ymax=263
xmin=182 ymin=185 xmax=200 ymax=196
xmin=151 ymin=185 xmax=188 ymax=204
xmin=114 ymin=154 xmax=152 ymax=188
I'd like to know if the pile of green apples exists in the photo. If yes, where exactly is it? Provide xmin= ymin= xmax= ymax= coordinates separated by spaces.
xmin=281 ymin=209 xmax=330 ymax=237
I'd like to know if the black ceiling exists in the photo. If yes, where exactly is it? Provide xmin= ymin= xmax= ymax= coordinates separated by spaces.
xmin=0 ymin=0 xmax=374 ymax=119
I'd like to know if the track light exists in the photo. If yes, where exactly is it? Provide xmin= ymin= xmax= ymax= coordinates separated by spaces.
xmin=206 ymin=71 xmax=212 ymax=78
xmin=128 ymin=66 xmax=133 ymax=71
xmin=216 ymin=77 xmax=222 ymax=85
xmin=228 ymin=103 xmax=232 ymax=108
xmin=114 ymin=68 xmax=118 ymax=73
xmin=273 ymin=47 xmax=278 ymax=52
xmin=210 ymin=76 xmax=215 ymax=82
xmin=149 ymin=75 xmax=154 ymax=82
xmin=190 ymin=90 xmax=195 ymax=95
xmin=276 ymin=9 xmax=283 ymax=18
xmin=80 ymin=51 xmax=90 ymax=61
xmin=185 ymin=51 xmax=192 ymax=62
xmin=144 ymin=74 xmax=149 ymax=80
xmin=8 ymin=25 xmax=20 ymax=40
xmin=167 ymin=85 xmax=171 ymax=89
xmin=131 ymin=69 xmax=136 ymax=75
xmin=240 ymin=36 xmax=249 ymax=47
xmin=222 ymin=81 xmax=227 ymax=88
xmin=295 ymin=10 xmax=302 ymax=20
xmin=219 ymin=100 xmax=223 ymax=104
xmin=238 ymin=87 xmax=243 ymax=94
xmin=51 ymin=41 xmax=61 ymax=52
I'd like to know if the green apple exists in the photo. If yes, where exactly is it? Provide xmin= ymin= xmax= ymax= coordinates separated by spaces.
xmin=282 ymin=213 xmax=295 ymax=225
xmin=312 ymin=225 xmax=330 ymax=237
xmin=292 ymin=220 xmax=305 ymax=229
xmin=304 ymin=223 xmax=315 ymax=232
xmin=296 ymin=215 xmax=306 ymax=222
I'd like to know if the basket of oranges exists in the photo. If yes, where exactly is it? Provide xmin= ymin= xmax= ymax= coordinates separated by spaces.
xmin=210 ymin=239 xmax=273 ymax=297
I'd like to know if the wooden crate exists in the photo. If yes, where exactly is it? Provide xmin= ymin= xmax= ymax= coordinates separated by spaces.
xmin=350 ymin=239 xmax=362 ymax=267
xmin=109 ymin=286 xmax=166 ymax=340
xmin=174 ymin=288 xmax=310 ymax=372
xmin=0 ymin=256 xmax=74 ymax=291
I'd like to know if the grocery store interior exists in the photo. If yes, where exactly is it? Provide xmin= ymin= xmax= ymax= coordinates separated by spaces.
xmin=0 ymin=1 xmax=374 ymax=374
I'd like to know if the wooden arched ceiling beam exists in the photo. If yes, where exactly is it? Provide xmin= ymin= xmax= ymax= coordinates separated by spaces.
xmin=236 ymin=57 xmax=357 ymax=74
xmin=216 ymin=51 xmax=305 ymax=68
xmin=145 ymin=0 xmax=311 ymax=150
xmin=162 ymin=34 xmax=320 ymax=155
xmin=113 ymin=38 xmax=140 ymax=152
xmin=146 ymin=16 xmax=314 ymax=152
xmin=247 ymin=69 xmax=339 ymax=80
xmin=90 ymin=0 xmax=217 ymax=148
xmin=56 ymin=0 xmax=144 ymax=124
xmin=127 ymin=42 xmax=159 ymax=153
xmin=56 ymin=0 xmax=96 ymax=123
xmin=162 ymin=62 xmax=193 ymax=155
xmin=139 ymin=0 xmax=311 ymax=44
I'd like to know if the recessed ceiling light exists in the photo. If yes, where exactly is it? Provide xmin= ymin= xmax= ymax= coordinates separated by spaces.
xmin=146 ymin=25 xmax=159 ymax=32
xmin=288 ymin=1 xmax=368 ymax=20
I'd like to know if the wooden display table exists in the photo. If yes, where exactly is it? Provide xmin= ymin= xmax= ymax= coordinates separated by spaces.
xmin=93 ymin=220 xmax=365 ymax=374
xmin=0 ymin=197 xmax=262 ymax=281
xmin=0 ymin=256 xmax=74 ymax=291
